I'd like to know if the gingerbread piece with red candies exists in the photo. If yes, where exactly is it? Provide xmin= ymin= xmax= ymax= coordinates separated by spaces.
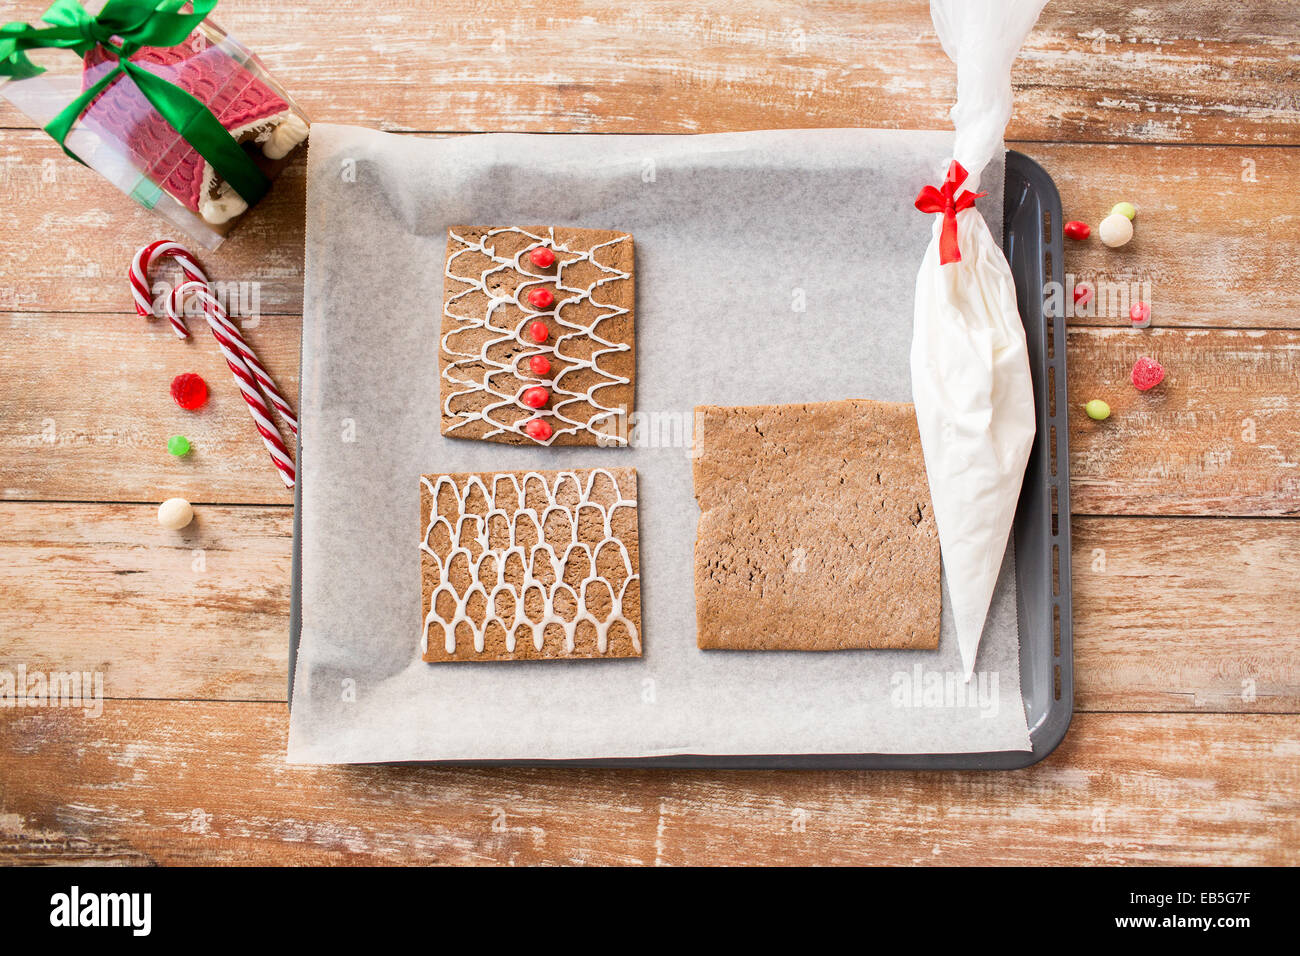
xmin=439 ymin=226 xmax=635 ymax=446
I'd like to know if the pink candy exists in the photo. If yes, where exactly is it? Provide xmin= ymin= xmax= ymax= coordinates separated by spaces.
xmin=1131 ymin=356 xmax=1165 ymax=391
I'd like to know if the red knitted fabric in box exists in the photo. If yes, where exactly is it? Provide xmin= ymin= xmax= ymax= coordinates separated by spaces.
xmin=80 ymin=36 xmax=288 ymax=212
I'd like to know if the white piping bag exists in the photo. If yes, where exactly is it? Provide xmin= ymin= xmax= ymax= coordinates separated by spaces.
xmin=911 ymin=0 xmax=1047 ymax=680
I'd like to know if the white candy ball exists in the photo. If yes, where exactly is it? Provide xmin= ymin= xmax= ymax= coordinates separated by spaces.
xmin=158 ymin=498 xmax=194 ymax=531
xmin=1098 ymin=213 xmax=1134 ymax=248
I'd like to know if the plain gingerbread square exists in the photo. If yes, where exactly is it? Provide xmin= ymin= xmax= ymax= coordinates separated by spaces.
xmin=439 ymin=225 xmax=635 ymax=446
xmin=692 ymin=400 xmax=939 ymax=650
xmin=420 ymin=467 xmax=642 ymax=661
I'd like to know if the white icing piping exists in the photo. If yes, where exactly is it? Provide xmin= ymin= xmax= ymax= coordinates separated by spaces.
xmin=441 ymin=226 xmax=631 ymax=445
xmin=420 ymin=469 xmax=640 ymax=656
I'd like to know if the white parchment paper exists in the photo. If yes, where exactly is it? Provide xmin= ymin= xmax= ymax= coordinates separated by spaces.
xmin=288 ymin=123 xmax=1031 ymax=762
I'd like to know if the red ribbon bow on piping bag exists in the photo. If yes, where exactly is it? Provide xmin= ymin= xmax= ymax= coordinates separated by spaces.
xmin=914 ymin=160 xmax=987 ymax=265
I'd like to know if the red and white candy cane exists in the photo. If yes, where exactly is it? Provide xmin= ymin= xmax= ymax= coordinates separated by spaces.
xmin=130 ymin=239 xmax=206 ymax=337
xmin=163 ymin=278 xmax=298 ymax=435
xmin=131 ymin=241 xmax=297 ymax=430
xmin=130 ymin=241 xmax=298 ymax=488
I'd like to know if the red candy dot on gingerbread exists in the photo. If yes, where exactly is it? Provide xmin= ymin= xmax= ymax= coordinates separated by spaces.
xmin=528 ymin=354 xmax=551 ymax=376
xmin=170 ymin=372 xmax=209 ymax=410
xmin=524 ymin=418 xmax=553 ymax=442
xmin=528 ymin=247 xmax=556 ymax=268
xmin=528 ymin=321 xmax=549 ymax=343
xmin=527 ymin=287 xmax=554 ymax=309
xmin=522 ymin=386 xmax=549 ymax=409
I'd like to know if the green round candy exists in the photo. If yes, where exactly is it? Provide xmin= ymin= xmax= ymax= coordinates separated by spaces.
xmin=1110 ymin=201 xmax=1137 ymax=221
xmin=167 ymin=434 xmax=192 ymax=457
xmin=1085 ymin=399 xmax=1111 ymax=421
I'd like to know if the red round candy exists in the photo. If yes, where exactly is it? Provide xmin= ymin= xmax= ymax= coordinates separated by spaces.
xmin=1073 ymin=283 xmax=1093 ymax=306
xmin=524 ymin=418 xmax=553 ymax=442
xmin=527 ymin=287 xmax=555 ymax=309
xmin=1131 ymin=356 xmax=1165 ymax=392
xmin=528 ymin=321 xmax=549 ymax=343
xmin=522 ymin=386 xmax=549 ymax=409
xmin=1130 ymin=302 xmax=1151 ymax=324
xmin=529 ymin=354 xmax=551 ymax=375
xmin=528 ymin=247 xmax=556 ymax=268
xmin=1064 ymin=220 xmax=1091 ymax=241
xmin=170 ymin=373 xmax=209 ymax=410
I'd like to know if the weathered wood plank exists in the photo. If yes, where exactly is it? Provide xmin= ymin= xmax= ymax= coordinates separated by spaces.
xmin=1068 ymin=328 xmax=1300 ymax=516
xmin=1035 ymin=143 xmax=1300 ymax=330
xmin=3 ymin=134 xmax=1297 ymax=327
xmin=5 ymin=316 xmax=1297 ymax=515
xmin=653 ymin=714 xmax=1300 ymax=866
xmin=0 ymin=132 xmax=309 ymax=317
xmin=0 ymin=704 xmax=1294 ymax=865
xmin=0 ymin=311 xmax=299 ymax=503
xmin=2 ymin=1 xmax=1296 ymax=144
xmin=2 ymin=502 xmax=1296 ymax=712
xmin=1072 ymin=516 xmax=1300 ymax=712
xmin=0 ymin=503 xmax=291 ymax=702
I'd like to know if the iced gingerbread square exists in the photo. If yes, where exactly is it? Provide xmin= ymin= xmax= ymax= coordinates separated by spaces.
xmin=439 ymin=226 xmax=635 ymax=446
xmin=420 ymin=467 xmax=642 ymax=661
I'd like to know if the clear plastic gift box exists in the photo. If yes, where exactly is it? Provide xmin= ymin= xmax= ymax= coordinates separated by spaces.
xmin=2 ymin=8 xmax=308 ymax=248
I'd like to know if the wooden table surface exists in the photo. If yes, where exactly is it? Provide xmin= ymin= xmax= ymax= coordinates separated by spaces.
xmin=1 ymin=0 xmax=1297 ymax=866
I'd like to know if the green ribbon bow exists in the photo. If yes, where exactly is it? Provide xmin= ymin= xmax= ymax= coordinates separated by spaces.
xmin=1 ymin=0 xmax=268 ymax=206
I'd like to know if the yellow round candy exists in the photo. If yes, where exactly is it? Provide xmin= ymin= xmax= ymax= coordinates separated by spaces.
xmin=1085 ymin=399 xmax=1111 ymax=421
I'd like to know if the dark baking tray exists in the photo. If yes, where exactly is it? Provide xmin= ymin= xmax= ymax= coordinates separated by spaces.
xmin=288 ymin=149 xmax=1073 ymax=770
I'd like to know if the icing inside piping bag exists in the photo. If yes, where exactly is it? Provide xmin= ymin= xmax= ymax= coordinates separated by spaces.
xmin=911 ymin=0 xmax=1048 ymax=680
